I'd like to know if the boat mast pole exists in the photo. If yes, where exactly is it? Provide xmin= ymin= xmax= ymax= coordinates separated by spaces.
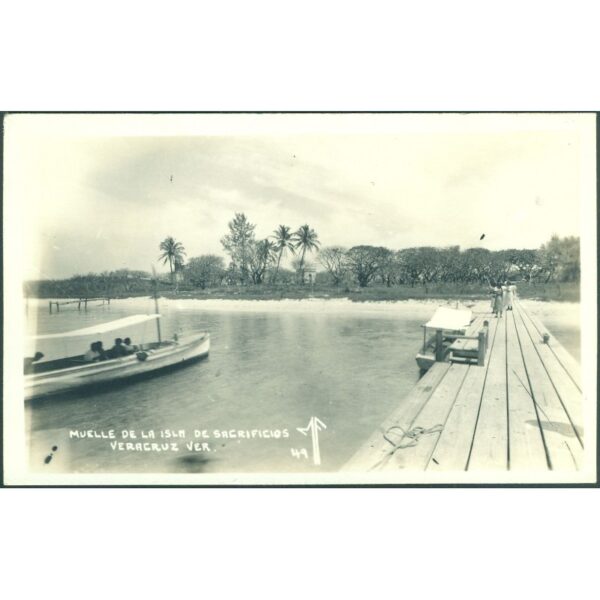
xmin=153 ymin=270 xmax=162 ymax=344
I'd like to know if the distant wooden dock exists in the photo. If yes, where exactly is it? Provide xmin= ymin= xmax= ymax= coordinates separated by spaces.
xmin=48 ymin=297 xmax=112 ymax=313
xmin=344 ymin=299 xmax=583 ymax=473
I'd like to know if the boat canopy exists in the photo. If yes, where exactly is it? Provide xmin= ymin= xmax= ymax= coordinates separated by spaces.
xmin=30 ymin=314 xmax=160 ymax=340
xmin=423 ymin=307 xmax=472 ymax=331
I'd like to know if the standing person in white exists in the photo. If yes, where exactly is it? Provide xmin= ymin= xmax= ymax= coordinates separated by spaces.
xmin=506 ymin=281 xmax=517 ymax=310
xmin=501 ymin=281 xmax=510 ymax=311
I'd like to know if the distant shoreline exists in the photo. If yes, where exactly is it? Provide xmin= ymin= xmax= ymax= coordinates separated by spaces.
xmin=29 ymin=282 xmax=580 ymax=304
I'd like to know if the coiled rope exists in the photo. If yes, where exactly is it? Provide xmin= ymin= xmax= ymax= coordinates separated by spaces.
xmin=371 ymin=424 xmax=444 ymax=470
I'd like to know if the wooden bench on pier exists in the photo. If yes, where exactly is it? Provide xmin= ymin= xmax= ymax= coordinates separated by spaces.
xmin=448 ymin=320 xmax=489 ymax=366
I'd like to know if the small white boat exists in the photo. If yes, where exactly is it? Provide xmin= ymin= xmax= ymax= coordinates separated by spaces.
xmin=25 ymin=314 xmax=209 ymax=401
xmin=416 ymin=307 xmax=472 ymax=372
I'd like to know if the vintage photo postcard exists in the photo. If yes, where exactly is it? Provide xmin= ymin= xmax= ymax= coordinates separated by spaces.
xmin=2 ymin=112 xmax=597 ymax=486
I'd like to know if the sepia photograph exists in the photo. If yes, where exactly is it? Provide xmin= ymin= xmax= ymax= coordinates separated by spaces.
xmin=2 ymin=112 xmax=597 ymax=485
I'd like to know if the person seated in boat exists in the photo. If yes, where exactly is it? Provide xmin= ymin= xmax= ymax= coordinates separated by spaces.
xmin=96 ymin=341 xmax=109 ymax=360
xmin=108 ymin=337 xmax=128 ymax=359
xmin=24 ymin=352 xmax=44 ymax=373
xmin=122 ymin=337 xmax=137 ymax=354
xmin=83 ymin=342 xmax=101 ymax=362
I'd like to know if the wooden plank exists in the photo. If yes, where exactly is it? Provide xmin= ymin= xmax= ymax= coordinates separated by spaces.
xmin=505 ymin=311 xmax=549 ymax=471
xmin=518 ymin=302 xmax=581 ymax=381
xmin=380 ymin=363 xmax=470 ymax=471
xmin=468 ymin=310 xmax=509 ymax=470
xmin=428 ymin=318 xmax=499 ymax=471
xmin=512 ymin=304 xmax=581 ymax=471
xmin=515 ymin=304 xmax=584 ymax=444
xmin=516 ymin=301 xmax=581 ymax=390
xmin=451 ymin=342 xmax=479 ymax=352
xmin=344 ymin=362 xmax=452 ymax=471
xmin=450 ymin=353 xmax=478 ymax=363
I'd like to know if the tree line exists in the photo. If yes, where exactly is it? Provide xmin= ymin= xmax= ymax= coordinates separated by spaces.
xmin=166 ymin=215 xmax=580 ymax=289
xmin=25 ymin=269 xmax=158 ymax=298
xmin=27 ymin=214 xmax=580 ymax=297
xmin=317 ymin=239 xmax=579 ymax=288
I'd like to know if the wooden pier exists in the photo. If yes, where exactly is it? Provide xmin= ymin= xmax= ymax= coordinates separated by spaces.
xmin=344 ymin=299 xmax=584 ymax=473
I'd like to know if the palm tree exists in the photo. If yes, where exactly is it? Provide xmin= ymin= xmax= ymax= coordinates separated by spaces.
xmin=292 ymin=224 xmax=320 ymax=284
xmin=271 ymin=225 xmax=295 ymax=284
xmin=158 ymin=236 xmax=186 ymax=286
xmin=250 ymin=238 xmax=278 ymax=284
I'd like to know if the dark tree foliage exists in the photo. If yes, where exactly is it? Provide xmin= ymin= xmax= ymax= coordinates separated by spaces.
xmin=184 ymin=255 xmax=225 ymax=289
xmin=346 ymin=246 xmax=390 ymax=288
xmin=317 ymin=246 xmax=347 ymax=286
xmin=26 ymin=269 xmax=155 ymax=298
xmin=221 ymin=213 xmax=256 ymax=284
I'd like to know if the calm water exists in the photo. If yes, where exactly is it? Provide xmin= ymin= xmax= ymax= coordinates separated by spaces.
xmin=25 ymin=298 xmax=580 ymax=474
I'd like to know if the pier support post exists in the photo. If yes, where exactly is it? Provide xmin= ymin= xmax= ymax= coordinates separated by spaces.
xmin=435 ymin=329 xmax=444 ymax=362
xmin=483 ymin=321 xmax=489 ymax=354
xmin=49 ymin=301 xmax=52 ymax=314
xmin=477 ymin=330 xmax=486 ymax=366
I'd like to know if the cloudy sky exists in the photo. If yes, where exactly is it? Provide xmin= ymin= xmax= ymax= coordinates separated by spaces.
xmin=6 ymin=113 xmax=594 ymax=280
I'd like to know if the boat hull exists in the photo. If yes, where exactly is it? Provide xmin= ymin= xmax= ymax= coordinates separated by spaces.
xmin=25 ymin=333 xmax=210 ymax=401
xmin=415 ymin=351 xmax=435 ymax=372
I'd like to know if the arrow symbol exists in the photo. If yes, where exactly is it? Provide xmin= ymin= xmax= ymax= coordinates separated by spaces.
xmin=297 ymin=417 xmax=327 ymax=466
